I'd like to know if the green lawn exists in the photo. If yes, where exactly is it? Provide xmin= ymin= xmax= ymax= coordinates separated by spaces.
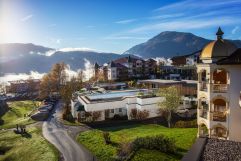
xmin=0 ymin=127 xmax=59 ymax=161
xmin=61 ymin=119 xmax=84 ymax=126
xmin=77 ymin=124 xmax=197 ymax=161
xmin=0 ymin=101 xmax=39 ymax=129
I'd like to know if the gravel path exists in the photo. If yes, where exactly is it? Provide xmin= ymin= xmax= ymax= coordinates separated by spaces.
xmin=201 ymin=138 xmax=241 ymax=161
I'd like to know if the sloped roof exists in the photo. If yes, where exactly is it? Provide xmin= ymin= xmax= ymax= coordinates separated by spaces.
xmin=172 ymin=50 xmax=201 ymax=60
xmin=108 ymin=61 xmax=128 ymax=68
xmin=114 ymin=55 xmax=143 ymax=64
xmin=217 ymin=48 xmax=241 ymax=65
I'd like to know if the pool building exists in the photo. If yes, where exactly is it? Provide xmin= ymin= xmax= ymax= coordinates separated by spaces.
xmin=71 ymin=79 xmax=197 ymax=122
xmin=71 ymin=89 xmax=163 ymax=121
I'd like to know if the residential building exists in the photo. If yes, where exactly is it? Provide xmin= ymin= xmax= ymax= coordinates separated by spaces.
xmin=139 ymin=79 xmax=197 ymax=96
xmin=160 ymin=65 xmax=197 ymax=80
xmin=197 ymin=27 xmax=241 ymax=142
xmin=171 ymin=50 xmax=201 ymax=66
xmin=94 ymin=56 xmax=158 ymax=81
xmin=71 ymin=79 xmax=197 ymax=122
xmin=71 ymin=89 xmax=162 ymax=121
xmin=107 ymin=61 xmax=128 ymax=81
xmin=6 ymin=79 xmax=41 ymax=94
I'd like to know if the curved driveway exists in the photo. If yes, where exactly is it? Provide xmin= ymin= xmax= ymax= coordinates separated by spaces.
xmin=42 ymin=102 xmax=95 ymax=161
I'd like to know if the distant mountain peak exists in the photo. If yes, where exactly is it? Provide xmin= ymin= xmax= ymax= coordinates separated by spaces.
xmin=123 ymin=31 xmax=241 ymax=58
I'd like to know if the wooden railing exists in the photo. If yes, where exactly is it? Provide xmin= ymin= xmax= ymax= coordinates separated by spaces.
xmin=211 ymin=111 xmax=227 ymax=122
xmin=199 ymin=82 xmax=208 ymax=91
xmin=199 ymin=109 xmax=208 ymax=119
xmin=212 ymin=84 xmax=228 ymax=93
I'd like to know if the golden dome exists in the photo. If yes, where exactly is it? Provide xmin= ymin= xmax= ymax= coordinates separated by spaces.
xmin=200 ymin=27 xmax=237 ymax=60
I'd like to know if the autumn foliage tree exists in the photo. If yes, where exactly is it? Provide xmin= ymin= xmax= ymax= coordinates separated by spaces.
xmin=39 ymin=73 xmax=54 ymax=99
xmin=39 ymin=62 xmax=67 ymax=99
xmin=60 ymin=75 xmax=83 ymax=121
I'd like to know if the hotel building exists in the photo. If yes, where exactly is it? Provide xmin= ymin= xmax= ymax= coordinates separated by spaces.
xmin=197 ymin=27 xmax=241 ymax=142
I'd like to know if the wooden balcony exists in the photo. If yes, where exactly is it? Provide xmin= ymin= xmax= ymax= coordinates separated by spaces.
xmin=199 ymin=82 xmax=208 ymax=92
xmin=212 ymin=84 xmax=228 ymax=93
xmin=199 ymin=109 xmax=208 ymax=119
xmin=211 ymin=111 xmax=227 ymax=122
xmin=211 ymin=133 xmax=228 ymax=139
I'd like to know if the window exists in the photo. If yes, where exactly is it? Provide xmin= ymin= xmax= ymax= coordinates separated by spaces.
xmin=110 ymin=109 xmax=114 ymax=113
xmin=80 ymin=111 xmax=85 ymax=118
xmin=119 ymin=108 xmax=122 ymax=112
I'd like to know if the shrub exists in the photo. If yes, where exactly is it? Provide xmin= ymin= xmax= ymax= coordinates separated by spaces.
xmin=113 ymin=114 xmax=121 ymax=120
xmin=62 ymin=106 xmax=74 ymax=122
xmin=132 ymin=135 xmax=177 ymax=154
xmin=130 ymin=109 xmax=137 ymax=119
xmin=137 ymin=92 xmax=144 ymax=96
xmin=136 ymin=110 xmax=149 ymax=120
xmin=85 ymin=112 xmax=92 ymax=117
xmin=92 ymin=111 xmax=101 ymax=121
xmin=103 ymin=131 xmax=111 ymax=144
xmin=117 ymin=141 xmax=133 ymax=160
xmin=174 ymin=119 xmax=197 ymax=128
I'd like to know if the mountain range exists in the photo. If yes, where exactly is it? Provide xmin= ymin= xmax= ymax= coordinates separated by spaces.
xmin=1 ymin=31 xmax=241 ymax=75
xmin=123 ymin=31 xmax=241 ymax=58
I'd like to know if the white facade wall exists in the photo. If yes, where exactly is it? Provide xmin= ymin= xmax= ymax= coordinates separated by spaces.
xmin=197 ymin=64 xmax=241 ymax=142
xmin=71 ymin=100 xmax=78 ymax=118
xmin=108 ymin=67 xmax=117 ymax=80
xmin=77 ymin=95 xmax=165 ymax=121
xmin=227 ymin=65 xmax=241 ymax=142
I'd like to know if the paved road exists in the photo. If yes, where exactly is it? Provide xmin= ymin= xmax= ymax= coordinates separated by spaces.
xmin=42 ymin=102 xmax=95 ymax=161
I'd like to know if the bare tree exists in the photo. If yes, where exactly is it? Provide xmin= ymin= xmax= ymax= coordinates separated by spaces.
xmin=0 ymin=82 xmax=7 ymax=94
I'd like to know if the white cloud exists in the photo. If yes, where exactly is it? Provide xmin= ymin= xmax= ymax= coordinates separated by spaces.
xmin=0 ymin=71 xmax=45 ymax=83
xmin=128 ymin=17 xmax=238 ymax=33
xmin=58 ymin=47 xmax=98 ymax=52
xmin=149 ymin=13 xmax=184 ymax=20
xmin=232 ymin=26 xmax=239 ymax=34
xmin=21 ymin=14 xmax=33 ymax=22
xmin=153 ymin=0 xmax=241 ymax=12
xmin=115 ymin=19 xmax=137 ymax=24
xmin=107 ymin=0 xmax=241 ymax=41
xmin=44 ymin=48 xmax=100 ymax=56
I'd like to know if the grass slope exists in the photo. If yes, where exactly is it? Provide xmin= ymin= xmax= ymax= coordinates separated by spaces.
xmin=0 ymin=101 xmax=39 ymax=129
xmin=77 ymin=124 xmax=197 ymax=161
xmin=0 ymin=127 xmax=59 ymax=161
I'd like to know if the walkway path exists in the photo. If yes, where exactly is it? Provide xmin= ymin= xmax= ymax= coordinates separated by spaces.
xmin=42 ymin=102 xmax=95 ymax=161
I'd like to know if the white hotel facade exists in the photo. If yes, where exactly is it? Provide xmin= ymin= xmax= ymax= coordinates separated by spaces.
xmin=197 ymin=27 xmax=241 ymax=142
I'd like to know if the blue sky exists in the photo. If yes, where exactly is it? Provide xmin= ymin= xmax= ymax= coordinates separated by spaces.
xmin=0 ymin=0 xmax=241 ymax=53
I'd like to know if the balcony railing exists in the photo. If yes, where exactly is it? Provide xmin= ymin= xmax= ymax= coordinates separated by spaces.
xmin=199 ymin=82 xmax=208 ymax=91
xmin=211 ymin=132 xmax=228 ymax=139
xmin=199 ymin=109 xmax=208 ymax=119
xmin=211 ymin=111 xmax=227 ymax=122
xmin=212 ymin=84 xmax=228 ymax=93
